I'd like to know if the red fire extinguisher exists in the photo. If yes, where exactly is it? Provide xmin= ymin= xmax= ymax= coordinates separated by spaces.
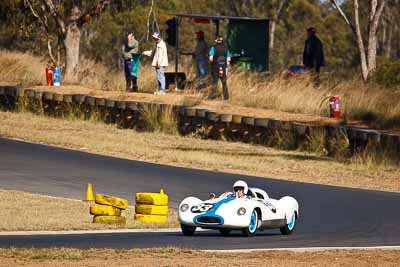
xmin=45 ymin=64 xmax=53 ymax=86
xmin=329 ymin=96 xmax=341 ymax=118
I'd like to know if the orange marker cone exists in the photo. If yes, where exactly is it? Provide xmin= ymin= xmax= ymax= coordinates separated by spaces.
xmin=85 ymin=183 xmax=94 ymax=201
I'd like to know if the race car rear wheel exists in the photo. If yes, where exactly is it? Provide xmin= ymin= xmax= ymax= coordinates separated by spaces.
xmin=219 ymin=229 xmax=231 ymax=236
xmin=242 ymin=209 xmax=258 ymax=237
xmin=280 ymin=213 xmax=296 ymax=235
xmin=181 ymin=224 xmax=196 ymax=236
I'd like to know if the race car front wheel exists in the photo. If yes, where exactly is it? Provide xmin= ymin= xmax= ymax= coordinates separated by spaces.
xmin=181 ymin=224 xmax=196 ymax=236
xmin=242 ymin=209 xmax=258 ymax=237
xmin=280 ymin=213 xmax=296 ymax=235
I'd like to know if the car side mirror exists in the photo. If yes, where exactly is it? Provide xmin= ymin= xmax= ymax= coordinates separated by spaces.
xmin=210 ymin=193 xmax=216 ymax=199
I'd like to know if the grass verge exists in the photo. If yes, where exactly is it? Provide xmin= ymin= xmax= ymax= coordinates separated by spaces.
xmin=0 ymin=110 xmax=399 ymax=192
xmin=0 ymin=190 xmax=179 ymax=231
xmin=0 ymin=247 xmax=399 ymax=266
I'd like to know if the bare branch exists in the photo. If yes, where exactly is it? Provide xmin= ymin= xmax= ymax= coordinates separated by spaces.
xmin=41 ymin=0 xmax=66 ymax=35
xmin=25 ymin=0 xmax=40 ymax=18
xmin=275 ymin=0 xmax=288 ymax=20
xmin=25 ymin=0 xmax=57 ymax=64
xmin=47 ymin=39 xmax=57 ymax=64
xmin=77 ymin=0 xmax=111 ymax=27
xmin=330 ymin=0 xmax=356 ymax=34
xmin=146 ymin=0 xmax=154 ymax=41
xmin=371 ymin=0 xmax=386 ymax=34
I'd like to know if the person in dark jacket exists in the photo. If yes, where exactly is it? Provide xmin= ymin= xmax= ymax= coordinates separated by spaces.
xmin=208 ymin=36 xmax=231 ymax=100
xmin=303 ymin=27 xmax=325 ymax=75
xmin=193 ymin=30 xmax=209 ymax=89
xmin=122 ymin=30 xmax=139 ymax=92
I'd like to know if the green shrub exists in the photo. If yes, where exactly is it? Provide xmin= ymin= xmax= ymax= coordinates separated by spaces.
xmin=373 ymin=59 xmax=400 ymax=88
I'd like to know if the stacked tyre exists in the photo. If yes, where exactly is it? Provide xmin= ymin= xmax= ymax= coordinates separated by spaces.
xmin=135 ymin=189 xmax=168 ymax=222
xmin=90 ymin=194 xmax=128 ymax=224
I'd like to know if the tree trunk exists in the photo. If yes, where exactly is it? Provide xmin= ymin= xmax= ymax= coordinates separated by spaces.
xmin=64 ymin=26 xmax=81 ymax=82
xmin=269 ymin=19 xmax=277 ymax=50
xmin=367 ymin=30 xmax=378 ymax=71
xmin=64 ymin=6 xmax=81 ymax=82
xmin=354 ymin=0 xmax=369 ymax=82
xmin=367 ymin=0 xmax=378 ymax=71
xmin=385 ymin=22 xmax=392 ymax=58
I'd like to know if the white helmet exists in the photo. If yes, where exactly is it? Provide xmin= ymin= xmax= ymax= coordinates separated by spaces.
xmin=233 ymin=180 xmax=248 ymax=194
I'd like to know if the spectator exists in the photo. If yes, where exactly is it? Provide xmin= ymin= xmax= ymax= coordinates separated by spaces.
xmin=143 ymin=32 xmax=169 ymax=95
xmin=208 ymin=36 xmax=231 ymax=100
xmin=303 ymin=27 xmax=325 ymax=77
xmin=122 ymin=30 xmax=139 ymax=92
xmin=193 ymin=30 xmax=209 ymax=89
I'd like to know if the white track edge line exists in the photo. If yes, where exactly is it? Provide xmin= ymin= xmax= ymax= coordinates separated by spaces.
xmin=0 ymin=228 xmax=215 ymax=236
xmin=202 ymin=246 xmax=400 ymax=253
xmin=0 ymin=228 xmax=182 ymax=235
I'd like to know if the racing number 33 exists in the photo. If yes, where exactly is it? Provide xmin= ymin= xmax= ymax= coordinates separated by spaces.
xmin=191 ymin=203 xmax=213 ymax=213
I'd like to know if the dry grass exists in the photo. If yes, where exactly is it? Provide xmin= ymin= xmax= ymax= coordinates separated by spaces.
xmin=228 ymin=68 xmax=400 ymax=130
xmin=0 ymin=111 xmax=399 ymax=192
xmin=0 ymin=50 xmax=175 ymax=92
xmin=0 ymin=247 xmax=399 ymax=266
xmin=0 ymin=190 xmax=179 ymax=231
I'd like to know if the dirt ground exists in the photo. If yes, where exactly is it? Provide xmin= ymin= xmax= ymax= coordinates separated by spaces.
xmin=0 ymin=248 xmax=399 ymax=267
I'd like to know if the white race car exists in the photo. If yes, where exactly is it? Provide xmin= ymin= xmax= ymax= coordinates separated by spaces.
xmin=178 ymin=180 xmax=299 ymax=237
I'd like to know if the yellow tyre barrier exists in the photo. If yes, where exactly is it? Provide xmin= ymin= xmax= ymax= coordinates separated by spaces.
xmin=90 ymin=204 xmax=121 ymax=216
xmin=95 ymin=194 xmax=128 ymax=209
xmin=135 ymin=204 xmax=168 ymax=216
xmin=134 ymin=214 xmax=167 ymax=223
xmin=93 ymin=215 xmax=126 ymax=224
xmin=135 ymin=189 xmax=168 ymax=206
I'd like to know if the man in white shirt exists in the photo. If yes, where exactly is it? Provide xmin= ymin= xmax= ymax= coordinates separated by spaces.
xmin=143 ymin=32 xmax=169 ymax=95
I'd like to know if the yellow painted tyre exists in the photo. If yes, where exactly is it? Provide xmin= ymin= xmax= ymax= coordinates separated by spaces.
xmin=134 ymin=214 xmax=167 ymax=223
xmin=90 ymin=204 xmax=121 ymax=216
xmin=135 ymin=190 xmax=168 ymax=206
xmin=93 ymin=215 xmax=126 ymax=225
xmin=95 ymin=194 xmax=128 ymax=209
xmin=135 ymin=204 xmax=168 ymax=216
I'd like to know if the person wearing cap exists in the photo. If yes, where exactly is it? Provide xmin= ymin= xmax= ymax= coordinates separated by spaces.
xmin=142 ymin=32 xmax=169 ymax=95
xmin=193 ymin=30 xmax=209 ymax=89
xmin=122 ymin=30 xmax=139 ymax=92
xmin=208 ymin=36 xmax=231 ymax=100
xmin=303 ymin=27 xmax=325 ymax=77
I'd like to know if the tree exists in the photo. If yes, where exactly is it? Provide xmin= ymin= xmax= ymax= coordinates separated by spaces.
xmin=379 ymin=0 xmax=399 ymax=58
xmin=25 ymin=0 xmax=111 ymax=82
xmin=330 ymin=0 xmax=386 ymax=82
xmin=220 ymin=0 xmax=290 ymax=51
xmin=269 ymin=0 xmax=289 ymax=50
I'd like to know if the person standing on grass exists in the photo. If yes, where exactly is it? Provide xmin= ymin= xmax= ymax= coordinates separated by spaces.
xmin=193 ymin=30 xmax=209 ymax=89
xmin=122 ymin=30 xmax=139 ymax=92
xmin=143 ymin=32 xmax=169 ymax=95
xmin=208 ymin=36 xmax=231 ymax=100
xmin=303 ymin=27 xmax=325 ymax=80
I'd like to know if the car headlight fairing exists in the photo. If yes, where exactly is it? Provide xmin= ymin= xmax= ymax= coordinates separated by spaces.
xmin=180 ymin=204 xmax=189 ymax=212
xmin=237 ymin=207 xmax=246 ymax=216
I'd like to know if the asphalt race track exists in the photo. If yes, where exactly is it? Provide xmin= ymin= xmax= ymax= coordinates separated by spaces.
xmin=1 ymin=137 xmax=400 ymax=250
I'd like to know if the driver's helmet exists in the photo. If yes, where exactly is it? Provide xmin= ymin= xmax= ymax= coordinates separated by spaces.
xmin=233 ymin=180 xmax=248 ymax=196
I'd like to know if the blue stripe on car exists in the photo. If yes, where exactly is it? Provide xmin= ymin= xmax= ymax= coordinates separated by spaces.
xmin=193 ymin=196 xmax=236 ymax=226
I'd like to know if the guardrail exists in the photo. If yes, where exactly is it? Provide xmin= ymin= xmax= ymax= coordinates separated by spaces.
xmin=1 ymin=85 xmax=399 ymax=163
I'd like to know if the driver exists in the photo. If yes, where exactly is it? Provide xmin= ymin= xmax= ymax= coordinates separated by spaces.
xmin=233 ymin=180 xmax=248 ymax=198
